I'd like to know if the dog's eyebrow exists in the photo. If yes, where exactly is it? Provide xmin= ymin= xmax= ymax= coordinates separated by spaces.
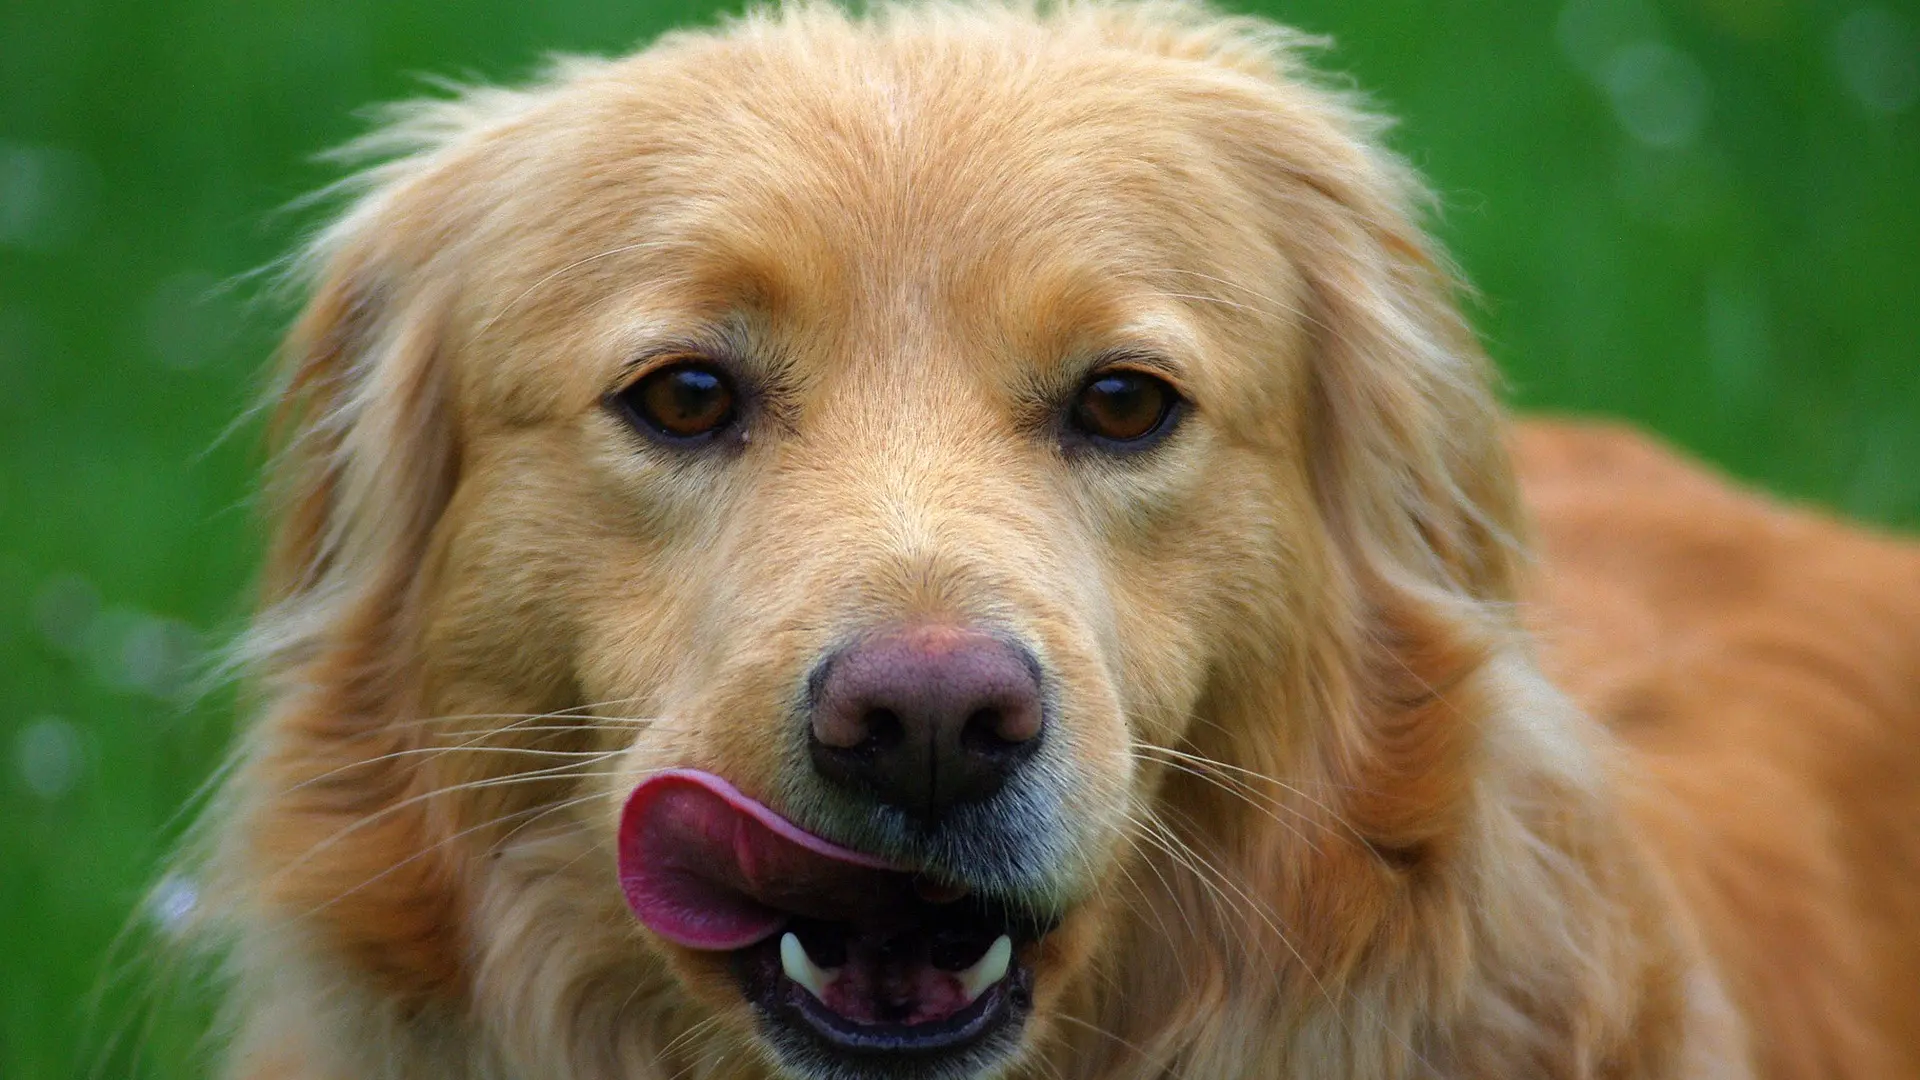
xmin=1089 ymin=345 xmax=1186 ymax=383
xmin=603 ymin=317 xmax=774 ymax=395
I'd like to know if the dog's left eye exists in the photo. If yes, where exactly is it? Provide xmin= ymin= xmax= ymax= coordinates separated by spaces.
xmin=614 ymin=362 xmax=738 ymax=443
xmin=1068 ymin=369 xmax=1179 ymax=447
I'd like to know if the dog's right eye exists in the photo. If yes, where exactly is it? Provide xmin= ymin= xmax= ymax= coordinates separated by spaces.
xmin=1066 ymin=368 xmax=1180 ymax=450
xmin=614 ymin=362 xmax=739 ymax=443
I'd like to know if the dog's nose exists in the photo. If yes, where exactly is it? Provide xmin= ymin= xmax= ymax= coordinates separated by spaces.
xmin=809 ymin=625 xmax=1044 ymax=819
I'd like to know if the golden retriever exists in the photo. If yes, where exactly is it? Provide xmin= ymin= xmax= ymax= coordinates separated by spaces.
xmin=194 ymin=2 xmax=1920 ymax=1078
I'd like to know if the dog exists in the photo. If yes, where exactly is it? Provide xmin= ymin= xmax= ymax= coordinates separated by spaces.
xmin=193 ymin=2 xmax=1920 ymax=1077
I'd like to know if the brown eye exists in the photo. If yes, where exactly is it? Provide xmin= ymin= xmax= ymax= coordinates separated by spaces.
xmin=617 ymin=362 xmax=737 ymax=442
xmin=1069 ymin=369 xmax=1178 ymax=447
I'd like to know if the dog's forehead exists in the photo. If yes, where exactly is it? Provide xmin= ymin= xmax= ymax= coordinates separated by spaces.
xmin=450 ymin=29 xmax=1288 ymax=422
xmin=626 ymin=49 xmax=1232 ymax=315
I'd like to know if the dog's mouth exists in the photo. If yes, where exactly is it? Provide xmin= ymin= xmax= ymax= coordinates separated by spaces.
xmin=618 ymin=770 xmax=1053 ymax=1074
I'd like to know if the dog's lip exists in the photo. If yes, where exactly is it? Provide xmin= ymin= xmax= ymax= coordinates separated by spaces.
xmin=617 ymin=768 xmax=916 ymax=950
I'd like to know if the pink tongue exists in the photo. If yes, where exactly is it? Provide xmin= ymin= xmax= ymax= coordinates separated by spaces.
xmin=618 ymin=769 xmax=908 ymax=951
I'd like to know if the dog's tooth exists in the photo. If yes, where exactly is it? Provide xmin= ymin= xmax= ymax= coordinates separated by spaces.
xmin=958 ymin=935 xmax=1013 ymax=1002
xmin=780 ymin=932 xmax=836 ymax=1002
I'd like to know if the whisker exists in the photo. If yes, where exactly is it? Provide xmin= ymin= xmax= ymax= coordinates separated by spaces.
xmin=1147 ymin=266 xmax=1316 ymax=321
xmin=1134 ymin=742 xmax=1399 ymax=868
xmin=373 ymin=695 xmax=650 ymax=729
xmin=340 ymin=745 xmax=626 ymax=765
xmin=1117 ymin=265 xmax=1328 ymax=332
xmin=269 ymin=764 xmax=628 ymax=889
xmin=1051 ymin=1012 xmax=1155 ymax=1061
xmin=654 ymin=1013 xmax=728 ymax=1065
xmin=278 ymin=739 xmax=627 ymax=799
xmin=429 ymin=719 xmax=692 ymax=739
xmin=484 ymin=790 xmax=613 ymax=859
xmin=1116 ymin=829 xmax=1200 ymax=945
xmin=1124 ymin=807 xmax=1442 ymax=1072
xmin=296 ymin=784 xmax=621 ymax=920
xmin=1132 ymin=745 xmax=1326 ymax=855
xmin=277 ymin=696 xmax=679 ymax=798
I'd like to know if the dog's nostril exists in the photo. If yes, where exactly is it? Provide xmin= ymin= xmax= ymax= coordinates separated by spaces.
xmin=862 ymin=708 xmax=904 ymax=750
xmin=962 ymin=707 xmax=1018 ymax=753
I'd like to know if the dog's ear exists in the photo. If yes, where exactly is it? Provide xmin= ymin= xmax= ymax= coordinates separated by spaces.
xmin=252 ymin=79 xmax=580 ymax=695
xmin=1155 ymin=36 xmax=1528 ymax=804
xmin=1241 ymin=93 xmax=1531 ymax=861
xmin=226 ymin=104 xmax=517 ymax=1003
xmin=1296 ymin=177 xmax=1523 ymax=615
xmin=1226 ymin=98 xmax=1522 ymax=614
xmin=249 ymin=82 xmax=536 ymax=702
xmin=257 ymin=205 xmax=459 ymax=706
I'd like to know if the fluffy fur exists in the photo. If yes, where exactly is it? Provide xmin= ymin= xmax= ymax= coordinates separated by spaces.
xmin=193 ymin=3 xmax=1920 ymax=1078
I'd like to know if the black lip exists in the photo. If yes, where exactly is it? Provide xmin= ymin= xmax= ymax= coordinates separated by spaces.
xmin=733 ymin=927 xmax=1040 ymax=1080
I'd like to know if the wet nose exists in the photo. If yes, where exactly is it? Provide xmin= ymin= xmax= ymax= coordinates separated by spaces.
xmin=809 ymin=625 xmax=1044 ymax=819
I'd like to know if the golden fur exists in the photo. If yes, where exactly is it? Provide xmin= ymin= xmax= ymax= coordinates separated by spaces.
xmin=195 ymin=3 xmax=1920 ymax=1077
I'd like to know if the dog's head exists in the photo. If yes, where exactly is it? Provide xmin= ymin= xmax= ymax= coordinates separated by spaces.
xmin=233 ymin=4 xmax=1525 ymax=1078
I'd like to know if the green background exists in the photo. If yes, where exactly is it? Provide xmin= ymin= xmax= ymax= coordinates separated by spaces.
xmin=2 ymin=0 xmax=1915 ymax=1075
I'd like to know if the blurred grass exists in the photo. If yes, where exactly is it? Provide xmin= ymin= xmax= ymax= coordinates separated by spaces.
xmin=1 ymin=0 xmax=1915 ymax=1076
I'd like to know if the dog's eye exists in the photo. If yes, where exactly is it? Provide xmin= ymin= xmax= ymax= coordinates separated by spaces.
xmin=1068 ymin=369 xmax=1177 ymax=447
xmin=616 ymin=362 xmax=738 ymax=442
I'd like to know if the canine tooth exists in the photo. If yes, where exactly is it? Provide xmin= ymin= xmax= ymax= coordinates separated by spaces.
xmin=780 ymin=932 xmax=836 ymax=1001
xmin=957 ymin=935 xmax=1013 ymax=1002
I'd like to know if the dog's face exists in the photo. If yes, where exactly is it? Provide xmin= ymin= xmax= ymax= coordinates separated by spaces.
xmin=443 ymin=40 xmax=1301 ymax=1075
xmin=251 ymin=9 xmax=1515 ymax=1080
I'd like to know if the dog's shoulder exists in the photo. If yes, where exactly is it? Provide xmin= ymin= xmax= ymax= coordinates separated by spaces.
xmin=1513 ymin=417 xmax=1920 ymax=1080
xmin=1512 ymin=418 xmax=1920 ymax=729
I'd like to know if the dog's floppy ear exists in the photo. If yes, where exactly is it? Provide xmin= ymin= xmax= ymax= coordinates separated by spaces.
xmin=1227 ymin=96 xmax=1522 ymax=614
xmin=252 ymin=79 xmax=580 ymax=689
xmin=1295 ymin=172 xmax=1522 ymax=615
xmin=228 ymin=179 xmax=470 ymax=1004
xmin=1193 ymin=46 xmax=1529 ymax=859
xmin=250 ymin=82 xmax=538 ymax=696
xmin=226 ymin=102 xmax=523 ymax=1003
xmin=1299 ymin=219 xmax=1517 ymax=856
xmin=257 ymin=204 xmax=459 ymax=700
xmin=1272 ymin=103 xmax=1530 ymax=855
xmin=1241 ymin=94 xmax=1530 ymax=864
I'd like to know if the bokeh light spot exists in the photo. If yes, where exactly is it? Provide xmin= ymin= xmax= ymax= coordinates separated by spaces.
xmin=0 ymin=140 xmax=99 ymax=252
xmin=1835 ymin=8 xmax=1919 ymax=115
xmin=15 ymin=716 xmax=84 ymax=801
xmin=87 ymin=608 xmax=202 ymax=700
xmin=1556 ymin=0 xmax=1665 ymax=81
xmin=1604 ymin=42 xmax=1711 ymax=148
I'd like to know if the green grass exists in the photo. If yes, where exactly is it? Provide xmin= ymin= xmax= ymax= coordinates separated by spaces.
xmin=2 ymin=0 xmax=1915 ymax=1075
